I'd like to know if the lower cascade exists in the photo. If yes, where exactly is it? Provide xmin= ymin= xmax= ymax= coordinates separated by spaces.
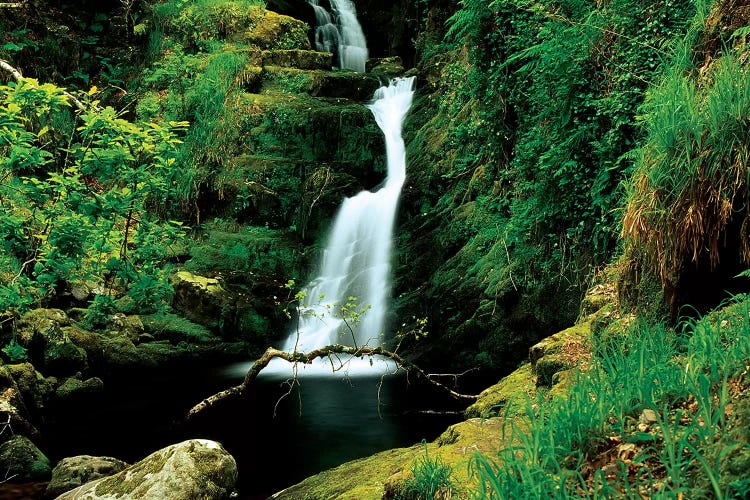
xmin=264 ymin=77 xmax=416 ymax=377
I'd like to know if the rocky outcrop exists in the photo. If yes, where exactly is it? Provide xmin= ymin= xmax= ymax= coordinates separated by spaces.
xmin=0 ymin=435 xmax=51 ymax=482
xmin=57 ymin=439 xmax=237 ymax=500
xmin=46 ymin=455 xmax=128 ymax=498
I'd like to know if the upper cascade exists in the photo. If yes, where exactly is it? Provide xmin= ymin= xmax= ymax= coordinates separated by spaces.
xmin=262 ymin=76 xmax=416 ymax=378
xmin=307 ymin=0 xmax=368 ymax=72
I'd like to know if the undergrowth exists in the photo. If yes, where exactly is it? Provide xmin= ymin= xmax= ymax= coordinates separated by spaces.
xmin=471 ymin=295 xmax=750 ymax=498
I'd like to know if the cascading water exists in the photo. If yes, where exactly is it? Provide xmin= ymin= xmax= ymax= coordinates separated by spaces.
xmin=307 ymin=0 xmax=339 ymax=55
xmin=307 ymin=0 xmax=368 ymax=72
xmin=263 ymin=77 xmax=415 ymax=377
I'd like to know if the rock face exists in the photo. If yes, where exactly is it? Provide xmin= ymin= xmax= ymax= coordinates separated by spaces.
xmin=46 ymin=455 xmax=128 ymax=498
xmin=0 ymin=435 xmax=51 ymax=482
xmin=56 ymin=439 xmax=238 ymax=499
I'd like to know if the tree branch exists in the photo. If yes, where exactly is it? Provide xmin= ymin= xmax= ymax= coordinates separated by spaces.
xmin=186 ymin=345 xmax=478 ymax=420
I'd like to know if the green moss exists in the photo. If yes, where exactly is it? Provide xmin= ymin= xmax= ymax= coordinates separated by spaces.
xmin=185 ymin=224 xmax=298 ymax=277
xmin=141 ymin=313 xmax=214 ymax=344
xmin=464 ymin=364 xmax=536 ymax=419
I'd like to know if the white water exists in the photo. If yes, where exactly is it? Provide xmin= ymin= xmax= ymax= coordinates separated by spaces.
xmin=307 ymin=0 xmax=368 ymax=72
xmin=261 ymin=77 xmax=416 ymax=378
xmin=307 ymin=0 xmax=339 ymax=55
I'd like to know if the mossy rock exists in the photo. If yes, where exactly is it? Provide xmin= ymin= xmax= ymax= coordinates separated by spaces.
xmin=54 ymin=376 xmax=104 ymax=402
xmin=261 ymin=66 xmax=381 ymax=100
xmin=6 ymin=363 xmax=47 ymax=416
xmin=366 ymin=56 xmax=404 ymax=77
xmin=273 ymin=418 xmax=509 ymax=499
xmin=15 ymin=308 xmax=69 ymax=353
xmin=46 ymin=455 xmax=129 ymax=498
xmin=42 ymin=338 xmax=88 ymax=376
xmin=57 ymin=439 xmax=237 ymax=499
xmin=230 ymin=8 xmax=310 ymax=50
xmin=464 ymin=363 xmax=536 ymax=419
xmin=65 ymin=327 xmax=157 ymax=375
xmin=170 ymin=268 xmax=279 ymax=341
xmin=0 ymin=435 xmax=51 ymax=482
xmin=141 ymin=313 xmax=214 ymax=344
xmin=262 ymin=49 xmax=332 ymax=70
xmin=529 ymin=320 xmax=592 ymax=387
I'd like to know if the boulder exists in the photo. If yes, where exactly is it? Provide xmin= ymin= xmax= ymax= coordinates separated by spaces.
xmin=57 ymin=439 xmax=237 ymax=499
xmin=231 ymin=8 xmax=310 ymax=50
xmin=0 ymin=435 xmax=51 ymax=482
xmin=64 ymin=327 xmax=156 ymax=375
xmin=54 ymin=376 xmax=104 ymax=402
xmin=5 ymin=363 xmax=48 ymax=416
xmin=366 ymin=56 xmax=404 ymax=77
xmin=43 ymin=338 xmax=88 ymax=376
xmin=15 ymin=308 xmax=69 ymax=360
xmin=46 ymin=455 xmax=128 ymax=498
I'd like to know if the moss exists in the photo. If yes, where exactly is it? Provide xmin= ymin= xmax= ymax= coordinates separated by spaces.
xmin=230 ymin=8 xmax=309 ymax=50
xmin=529 ymin=320 xmax=592 ymax=387
xmin=141 ymin=313 xmax=214 ymax=344
xmin=464 ymin=364 xmax=536 ymax=419
xmin=185 ymin=225 xmax=298 ymax=277
xmin=261 ymin=49 xmax=332 ymax=70
xmin=277 ymin=418 xmax=511 ymax=499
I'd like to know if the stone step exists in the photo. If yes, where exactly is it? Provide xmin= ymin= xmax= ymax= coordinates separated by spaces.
xmin=260 ymin=66 xmax=381 ymax=101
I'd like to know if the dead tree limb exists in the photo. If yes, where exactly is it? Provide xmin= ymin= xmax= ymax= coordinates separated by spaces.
xmin=186 ymin=345 xmax=479 ymax=420
xmin=0 ymin=58 xmax=90 ymax=111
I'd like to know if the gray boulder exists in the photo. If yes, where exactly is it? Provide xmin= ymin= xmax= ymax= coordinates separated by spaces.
xmin=57 ymin=439 xmax=237 ymax=499
xmin=46 ymin=455 xmax=128 ymax=498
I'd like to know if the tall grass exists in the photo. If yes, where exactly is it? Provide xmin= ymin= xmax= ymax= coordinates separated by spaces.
xmin=471 ymin=295 xmax=750 ymax=498
xmin=622 ymin=0 xmax=750 ymax=289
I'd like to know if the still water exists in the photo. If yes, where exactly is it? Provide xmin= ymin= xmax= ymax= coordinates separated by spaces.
xmin=41 ymin=361 xmax=463 ymax=498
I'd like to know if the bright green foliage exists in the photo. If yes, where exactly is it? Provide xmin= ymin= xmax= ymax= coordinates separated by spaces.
xmin=185 ymin=222 xmax=299 ymax=278
xmin=396 ymin=441 xmax=455 ymax=499
xmin=623 ymin=4 xmax=750 ymax=295
xmin=470 ymin=296 xmax=750 ymax=498
xmin=0 ymin=78 xmax=188 ymax=317
xmin=399 ymin=0 xmax=696 ymax=368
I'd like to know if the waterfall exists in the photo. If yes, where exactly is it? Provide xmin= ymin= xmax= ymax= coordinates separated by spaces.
xmin=307 ymin=0 xmax=368 ymax=72
xmin=307 ymin=0 xmax=339 ymax=55
xmin=264 ymin=77 xmax=416 ymax=377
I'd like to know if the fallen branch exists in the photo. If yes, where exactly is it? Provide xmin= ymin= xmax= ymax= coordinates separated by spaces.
xmin=0 ymin=58 xmax=90 ymax=111
xmin=186 ymin=344 xmax=479 ymax=420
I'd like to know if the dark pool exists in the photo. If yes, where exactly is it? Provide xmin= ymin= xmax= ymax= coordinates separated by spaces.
xmin=36 ymin=360 xmax=466 ymax=498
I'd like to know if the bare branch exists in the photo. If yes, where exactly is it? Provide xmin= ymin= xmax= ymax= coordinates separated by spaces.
xmin=186 ymin=345 xmax=479 ymax=420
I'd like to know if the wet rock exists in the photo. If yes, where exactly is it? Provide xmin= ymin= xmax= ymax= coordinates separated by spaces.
xmin=57 ymin=439 xmax=237 ymax=499
xmin=0 ymin=435 xmax=51 ymax=482
xmin=46 ymin=455 xmax=128 ymax=498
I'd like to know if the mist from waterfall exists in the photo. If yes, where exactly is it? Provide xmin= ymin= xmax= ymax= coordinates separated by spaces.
xmin=307 ymin=0 xmax=368 ymax=72
xmin=263 ymin=77 xmax=416 ymax=377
